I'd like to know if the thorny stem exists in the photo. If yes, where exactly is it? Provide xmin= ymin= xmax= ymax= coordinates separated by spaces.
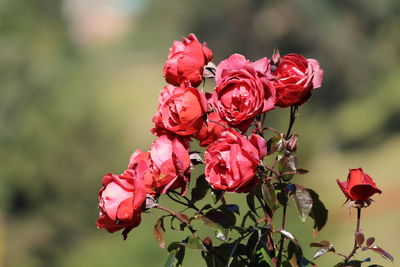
xmin=156 ymin=205 xmax=227 ymax=265
xmin=276 ymin=192 xmax=288 ymax=267
xmin=344 ymin=207 xmax=362 ymax=263
xmin=276 ymin=105 xmax=298 ymax=266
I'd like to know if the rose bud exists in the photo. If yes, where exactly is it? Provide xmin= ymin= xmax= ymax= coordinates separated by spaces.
xmin=271 ymin=52 xmax=323 ymax=107
xmin=205 ymin=129 xmax=267 ymax=193
xmin=194 ymin=111 xmax=228 ymax=147
xmin=211 ymin=54 xmax=276 ymax=132
xmin=96 ymin=170 xmax=146 ymax=239
xmin=163 ymin=33 xmax=213 ymax=87
xmin=337 ymin=168 xmax=382 ymax=201
xmin=150 ymin=135 xmax=191 ymax=195
xmin=286 ymin=134 xmax=297 ymax=152
xmin=151 ymin=83 xmax=208 ymax=136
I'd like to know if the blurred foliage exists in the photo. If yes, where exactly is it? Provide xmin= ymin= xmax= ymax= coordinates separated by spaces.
xmin=1 ymin=0 xmax=400 ymax=266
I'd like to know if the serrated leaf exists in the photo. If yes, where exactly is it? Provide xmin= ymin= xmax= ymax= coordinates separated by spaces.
xmin=291 ymin=185 xmax=313 ymax=222
xmin=261 ymin=178 xmax=277 ymax=211
xmin=191 ymin=174 xmax=210 ymax=202
xmin=369 ymin=246 xmax=394 ymax=261
xmin=154 ymin=218 xmax=165 ymax=248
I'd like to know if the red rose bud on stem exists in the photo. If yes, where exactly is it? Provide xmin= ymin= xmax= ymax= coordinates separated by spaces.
xmin=211 ymin=54 xmax=276 ymax=132
xmin=337 ymin=168 xmax=382 ymax=202
xmin=205 ymin=129 xmax=267 ymax=193
xmin=96 ymin=170 xmax=146 ymax=239
xmin=152 ymin=83 xmax=208 ymax=136
xmin=150 ymin=135 xmax=191 ymax=195
xmin=163 ymin=33 xmax=213 ymax=87
xmin=271 ymin=53 xmax=323 ymax=107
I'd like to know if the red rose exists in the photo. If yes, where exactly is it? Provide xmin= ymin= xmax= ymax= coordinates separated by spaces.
xmin=152 ymin=83 xmax=208 ymax=136
xmin=194 ymin=111 xmax=228 ymax=147
xmin=212 ymin=54 xmax=276 ymax=132
xmin=128 ymin=149 xmax=156 ymax=197
xmin=205 ymin=129 xmax=267 ymax=193
xmin=337 ymin=168 xmax=382 ymax=201
xmin=96 ymin=170 xmax=146 ymax=239
xmin=150 ymin=135 xmax=191 ymax=195
xmin=271 ymin=52 xmax=323 ymax=107
xmin=163 ymin=33 xmax=213 ymax=87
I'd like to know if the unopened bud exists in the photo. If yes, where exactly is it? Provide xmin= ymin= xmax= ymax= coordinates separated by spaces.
xmin=286 ymin=135 xmax=297 ymax=152
xmin=271 ymin=48 xmax=281 ymax=68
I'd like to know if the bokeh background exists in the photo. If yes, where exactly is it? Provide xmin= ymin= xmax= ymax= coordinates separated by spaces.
xmin=1 ymin=0 xmax=400 ymax=266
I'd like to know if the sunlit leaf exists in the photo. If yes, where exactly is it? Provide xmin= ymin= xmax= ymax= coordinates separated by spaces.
xmin=275 ymin=229 xmax=298 ymax=245
xmin=291 ymin=185 xmax=313 ymax=222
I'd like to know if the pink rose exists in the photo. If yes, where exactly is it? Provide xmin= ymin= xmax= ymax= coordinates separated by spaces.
xmin=96 ymin=170 xmax=146 ymax=239
xmin=150 ymin=135 xmax=191 ymax=195
xmin=152 ymin=83 xmax=208 ymax=136
xmin=212 ymin=54 xmax=276 ymax=132
xmin=270 ymin=52 xmax=323 ymax=107
xmin=205 ymin=129 xmax=267 ymax=193
xmin=163 ymin=33 xmax=213 ymax=87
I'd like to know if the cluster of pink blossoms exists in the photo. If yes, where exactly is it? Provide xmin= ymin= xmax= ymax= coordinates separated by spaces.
xmin=96 ymin=33 xmax=323 ymax=239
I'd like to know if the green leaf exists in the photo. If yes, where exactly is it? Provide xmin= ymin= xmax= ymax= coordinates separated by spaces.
xmin=164 ymin=249 xmax=176 ymax=267
xmin=181 ymin=236 xmax=207 ymax=251
xmin=291 ymin=185 xmax=313 ymax=223
xmin=261 ymin=179 xmax=277 ymax=211
xmin=154 ymin=217 xmax=166 ymax=248
xmin=191 ymin=174 xmax=210 ymax=203
xmin=307 ymin=188 xmax=328 ymax=236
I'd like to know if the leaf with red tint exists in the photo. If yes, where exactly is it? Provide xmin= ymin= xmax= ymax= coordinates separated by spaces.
xmin=153 ymin=217 xmax=165 ymax=248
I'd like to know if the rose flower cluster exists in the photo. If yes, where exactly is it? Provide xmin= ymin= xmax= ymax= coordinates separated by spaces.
xmin=96 ymin=33 xmax=323 ymax=239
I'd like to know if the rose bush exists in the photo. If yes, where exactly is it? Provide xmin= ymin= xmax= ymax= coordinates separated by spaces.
xmin=163 ymin=33 xmax=213 ymax=87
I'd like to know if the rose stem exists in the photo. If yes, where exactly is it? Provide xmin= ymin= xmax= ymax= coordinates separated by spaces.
xmin=344 ymin=207 xmax=362 ymax=263
xmin=276 ymin=105 xmax=298 ymax=267
xmin=155 ymin=205 xmax=227 ymax=265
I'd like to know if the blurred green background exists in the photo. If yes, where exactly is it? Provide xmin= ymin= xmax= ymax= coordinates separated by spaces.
xmin=1 ymin=0 xmax=400 ymax=266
